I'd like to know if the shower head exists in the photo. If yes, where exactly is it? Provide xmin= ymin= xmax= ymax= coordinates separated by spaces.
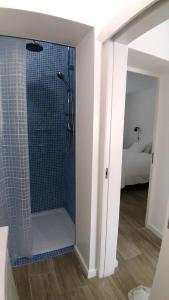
xmin=57 ymin=72 xmax=65 ymax=80
xmin=26 ymin=41 xmax=43 ymax=52
xmin=57 ymin=72 xmax=71 ymax=91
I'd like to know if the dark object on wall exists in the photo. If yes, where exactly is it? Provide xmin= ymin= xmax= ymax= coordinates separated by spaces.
xmin=68 ymin=65 xmax=75 ymax=71
xmin=134 ymin=126 xmax=140 ymax=132
xmin=134 ymin=126 xmax=141 ymax=142
xmin=26 ymin=41 xmax=43 ymax=52
xmin=57 ymin=72 xmax=71 ymax=92
xmin=57 ymin=72 xmax=74 ymax=135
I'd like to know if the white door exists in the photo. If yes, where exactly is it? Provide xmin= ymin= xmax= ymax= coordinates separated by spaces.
xmin=101 ymin=41 xmax=128 ymax=277
xmin=149 ymin=199 xmax=169 ymax=300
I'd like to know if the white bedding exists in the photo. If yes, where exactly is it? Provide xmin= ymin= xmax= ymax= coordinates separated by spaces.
xmin=121 ymin=149 xmax=151 ymax=189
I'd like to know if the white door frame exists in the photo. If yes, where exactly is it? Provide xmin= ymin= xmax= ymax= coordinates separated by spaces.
xmin=145 ymin=73 xmax=160 ymax=234
xmin=98 ymin=0 xmax=169 ymax=278
xmin=149 ymin=196 xmax=169 ymax=300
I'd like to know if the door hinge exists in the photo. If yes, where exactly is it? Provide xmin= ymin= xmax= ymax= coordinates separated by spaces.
xmin=152 ymin=152 xmax=154 ymax=164
xmin=167 ymin=219 xmax=169 ymax=229
xmin=105 ymin=168 xmax=108 ymax=179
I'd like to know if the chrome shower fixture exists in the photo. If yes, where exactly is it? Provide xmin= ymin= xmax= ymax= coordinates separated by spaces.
xmin=26 ymin=41 xmax=43 ymax=52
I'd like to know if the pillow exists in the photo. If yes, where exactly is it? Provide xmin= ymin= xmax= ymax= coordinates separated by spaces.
xmin=143 ymin=143 xmax=152 ymax=154
xmin=129 ymin=142 xmax=146 ymax=153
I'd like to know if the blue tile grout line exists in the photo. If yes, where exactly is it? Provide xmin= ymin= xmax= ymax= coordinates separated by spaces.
xmin=12 ymin=246 xmax=74 ymax=267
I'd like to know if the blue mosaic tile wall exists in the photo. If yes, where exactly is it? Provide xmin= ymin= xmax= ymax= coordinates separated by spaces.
xmin=26 ymin=41 xmax=75 ymax=218
xmin=63 ymin=48 xmax=76 ymax=221
xmin=64 ymin=148 xmax=75 ymax=221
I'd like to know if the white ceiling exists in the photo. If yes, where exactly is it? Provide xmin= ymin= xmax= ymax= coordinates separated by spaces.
xmin=0 ymin=8 xmax=92 ymax=47
xmin=126 ymin=71 xmax=157 ymax=95
xmin=128 ymin=48 xmax=169 ymax=77
xmin=129 ymin=19 xmax=169 ymax=62
xmin=0 ymin=0 xmax=152 ymax=31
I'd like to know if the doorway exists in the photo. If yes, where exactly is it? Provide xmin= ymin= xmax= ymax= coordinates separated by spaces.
xmin=98 ymin=0 xmax=169 ymax=278
xmin=0 ymin=36 xmax=76 ymax=264
xmin=116 ymin=70 xmax=160 ymax=290
xmin=0 ymin=7 xmax=97 ymax=278
xmin=121 ymin=70 xmax=158 ymax=229
xmin=120 ymin=69 xmax=157 ymax=234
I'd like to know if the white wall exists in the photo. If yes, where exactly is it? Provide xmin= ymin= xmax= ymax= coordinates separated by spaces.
xmin=0 ymin=227 xmax=8 ymax=300
xmin=147 ymin=75 xmax=169 ymax=236
xmin=130 ymin=20 xmax=169 ymax=61
xmin=124 ymin=75 xmax=157 ymax=148
xmin=0 ymin=227 xmax=18 ymax=300
xmin=76 ymin=29 xmax=96 ymax=276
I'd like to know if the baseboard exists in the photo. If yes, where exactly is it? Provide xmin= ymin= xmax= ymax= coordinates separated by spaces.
xmin=115 ymin=259 xmax=118 ymax=269
xmin=103 ymin=259 xmax=118 ymax=277
xmin=74 ymin=245 xmax=97 ymax=279
xmin=146 ymin=223 xmax=162 ymax=239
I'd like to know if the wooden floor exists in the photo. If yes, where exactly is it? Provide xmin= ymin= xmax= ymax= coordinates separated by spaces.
xmin=13 ymin=184 xmax=161 ymax=300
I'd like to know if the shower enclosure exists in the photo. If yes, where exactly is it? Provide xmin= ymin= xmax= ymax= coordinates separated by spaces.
xmin=0 ymin=36 xmax=76 ymax=263
xmin=26 ymin=40 xmax=75 ymax=258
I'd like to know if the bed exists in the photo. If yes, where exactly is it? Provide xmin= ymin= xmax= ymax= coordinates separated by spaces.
xmin=121 ymin=143 xmax=152 ymax=189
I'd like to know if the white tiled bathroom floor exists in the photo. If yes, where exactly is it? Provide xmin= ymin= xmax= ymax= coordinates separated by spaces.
xmin=32 ymin=208 xmax=75 ymax=255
